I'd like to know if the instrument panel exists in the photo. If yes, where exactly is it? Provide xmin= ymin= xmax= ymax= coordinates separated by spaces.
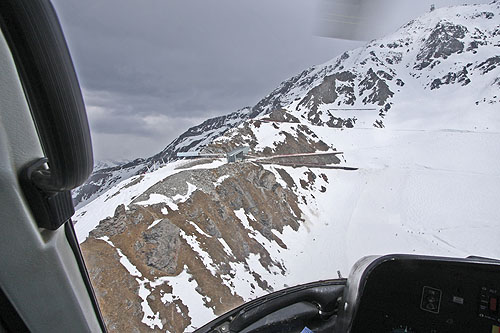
xmin=338 ymin=255 xmax=500 ymax=332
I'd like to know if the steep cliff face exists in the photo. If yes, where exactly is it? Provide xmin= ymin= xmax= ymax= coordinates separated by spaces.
xmin=74 ymin=2 xmax=500 ymax=332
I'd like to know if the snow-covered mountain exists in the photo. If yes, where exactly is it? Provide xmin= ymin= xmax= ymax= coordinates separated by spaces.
xmin=72 ymin=107 xmax=254 ymax=208
xmin=93 ymin=159 xmax=131 ymax=171
xmin=72 ymin=0 xmax=500 ymax=210
xmin=75 ymin=2 xmax=500 ymax=332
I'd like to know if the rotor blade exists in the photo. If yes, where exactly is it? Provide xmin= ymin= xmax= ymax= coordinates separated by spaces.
xmin=314 ymin=0 xmax=431 ymax=41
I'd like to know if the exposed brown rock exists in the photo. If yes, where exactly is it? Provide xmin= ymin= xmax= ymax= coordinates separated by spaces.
xmin=81 ymin=162 xmax=304 ymax=332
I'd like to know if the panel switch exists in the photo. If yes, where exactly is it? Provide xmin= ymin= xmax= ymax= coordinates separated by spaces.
xmin=490 ymin=297 xmax=497 ymax=312
xmin=421 ymin=286 xmax=442 ymax=314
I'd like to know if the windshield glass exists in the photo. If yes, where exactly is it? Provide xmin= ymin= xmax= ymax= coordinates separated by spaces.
xmin=53 ymin=0 xmax=500 ymax=331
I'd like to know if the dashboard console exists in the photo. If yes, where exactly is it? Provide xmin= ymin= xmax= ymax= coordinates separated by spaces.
xmin=337 ymin=254 xmax=500 ymax=332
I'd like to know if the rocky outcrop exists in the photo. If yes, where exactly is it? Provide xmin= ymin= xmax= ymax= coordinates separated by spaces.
xmin=298 ymin=71 xmax=356 ymax=112
xmin=359 ymin=68 xmax=394 ymax=106
xmin=476 ymin=56 xmax=500 ymax=74
xmin=90 ymin=204 xmax=144 ymax=238
xmin=81 ymin=162 xmax=304 ymax=331
xmin=431 ymin=66 xmax=471 ymax=89
xmin=262 ymin=109 xmax=300 ymax=123
xmin=142 ymin=220 xmax=181 ymax=274
xmin=415 ymin=21 xmax=467 ymax=70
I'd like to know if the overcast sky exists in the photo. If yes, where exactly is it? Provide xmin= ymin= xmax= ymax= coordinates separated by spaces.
xmin=52 ymin=0 xmax=488 ymax=161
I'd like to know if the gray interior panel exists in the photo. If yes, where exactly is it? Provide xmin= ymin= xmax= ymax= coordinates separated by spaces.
xmin=0 ymin=30 xmax=101 ymax=332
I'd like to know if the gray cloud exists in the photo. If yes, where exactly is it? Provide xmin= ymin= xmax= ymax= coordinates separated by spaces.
xmin=52 ymin=0 xmax=488 ymax=160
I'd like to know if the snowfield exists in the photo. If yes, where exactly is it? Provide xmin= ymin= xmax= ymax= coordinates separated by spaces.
xmin=263 ymin=127 xmax=500 ymax=282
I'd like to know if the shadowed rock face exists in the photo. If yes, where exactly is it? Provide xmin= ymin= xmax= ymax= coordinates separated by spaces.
xmin=142 ymin=220 xmax=181 ymax=274
xmin=73 ymin=179 xmax=103 ymax=205
xmin=264 ymin=109 xmax=300 ymax=123
xmin=270 ymin=128 xmax=331 ymax=156
xmin=206 ymin=119 xmax=334 ymax=158
xmin=296 ymin=71 xmax=363 ymax=128
xmin=476 ymin=56 xmax=500 ymax=75
xmin=298 ymin=71 xmax=356 ymax=113
xmin=296 ymin=64 xmax=395 ymax=128
xmin=359 ymin=68 xmax=394 ymax=106
xmin=431 ymin=66 xmax=471 ymax=90
xmin=416 ymin=21 xmax=467 ymax=70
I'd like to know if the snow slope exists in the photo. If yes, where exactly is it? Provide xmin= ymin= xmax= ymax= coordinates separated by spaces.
xmin=262 ymin=127 xmax=500 ymax=281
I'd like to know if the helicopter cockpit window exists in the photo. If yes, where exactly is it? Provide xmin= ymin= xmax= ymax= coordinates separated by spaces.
xmin=50 ymin=0 xmax=500 ymax=331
